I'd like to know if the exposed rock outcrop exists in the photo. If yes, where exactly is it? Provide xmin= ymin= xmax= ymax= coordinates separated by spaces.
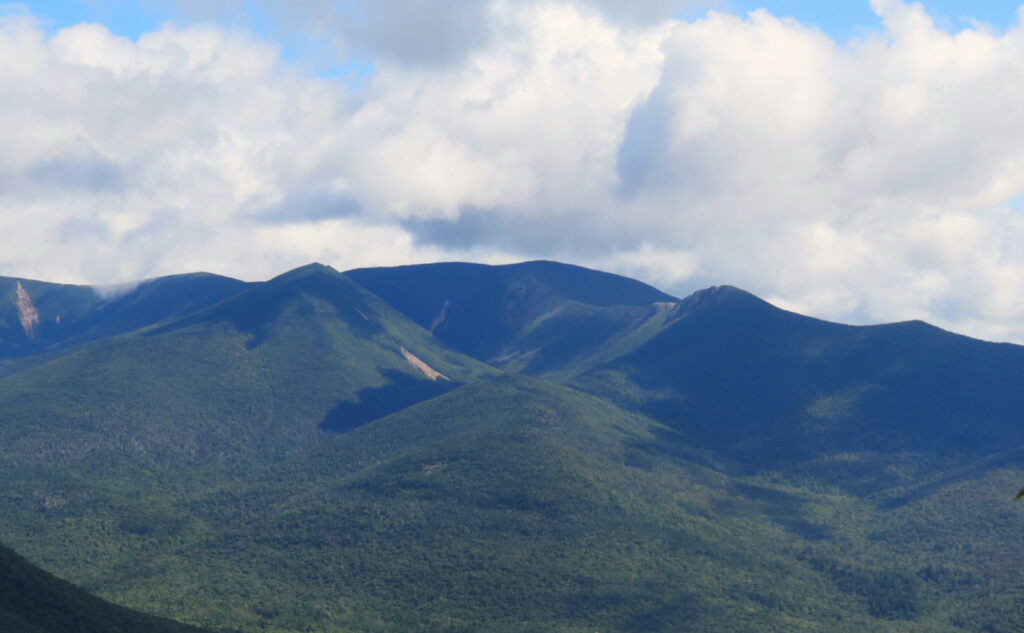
xmin=399 ymin=346 xmax=449 ymax=381
xmin=15 ymin=281 xmax=39 ymax=338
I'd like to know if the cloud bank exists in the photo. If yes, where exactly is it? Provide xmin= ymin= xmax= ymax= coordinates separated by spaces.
xmin=2 ymin=1 xmax=1024 ymax=342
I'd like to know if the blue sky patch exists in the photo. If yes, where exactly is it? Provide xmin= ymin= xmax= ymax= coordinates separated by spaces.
xmin=17 ymin=1 xmax=1023 ymax=77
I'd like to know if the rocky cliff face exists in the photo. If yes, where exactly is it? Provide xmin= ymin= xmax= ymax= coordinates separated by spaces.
xmin=14 ymin=282 xmax=38 ymax=338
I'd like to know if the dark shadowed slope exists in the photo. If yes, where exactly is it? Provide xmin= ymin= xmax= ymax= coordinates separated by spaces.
xmin=571 ymin=285 xmax=1024 ymax=487
xmin=345 ymin=260 xmax=677 ymax=373
xmin=0 ymin=543 xmax=209 ymax=633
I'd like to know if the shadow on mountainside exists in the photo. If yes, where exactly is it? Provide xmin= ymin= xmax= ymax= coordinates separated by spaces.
xmin=878 ymin=444 xmax=1024 ymax=510
xmin=319 ymin=369 xmax=461 ymax=433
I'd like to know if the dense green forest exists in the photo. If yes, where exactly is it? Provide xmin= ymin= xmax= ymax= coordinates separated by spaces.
xmin=0 ymin=541 xmax=210 ymax=633
xmin=1 ymin=261 xmax=1023 ymax=633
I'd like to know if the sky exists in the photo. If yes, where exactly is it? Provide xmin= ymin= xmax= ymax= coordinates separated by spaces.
xmin=3 ymin=1 xmax=1024 ymax=343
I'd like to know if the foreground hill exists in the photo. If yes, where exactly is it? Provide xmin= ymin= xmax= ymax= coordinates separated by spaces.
xmin=7 ymin=372 xmax=1019 ymax=633
xmin=0 ymin=542 xmax=209 ymax=633
xmin=3 ymin=372 xmax=1022 ymax=633
xmin=346 ymin=260 xmax=676 ymax=373
xmin=234 ymin=374 xmax=1024 ymax=633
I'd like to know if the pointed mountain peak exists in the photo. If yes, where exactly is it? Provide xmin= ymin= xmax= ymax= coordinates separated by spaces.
xmin=148 ymin=262 xmax=376 ymax=346
xmin=679 ymin=284 xmax=762 ymax=305
xmin=268 ymin=262 xmax=340 ymax=283
xmin=669 ymin=284 xmax=778 ymax=323
xmin=251 ymin=263 xmax=367 ymax=309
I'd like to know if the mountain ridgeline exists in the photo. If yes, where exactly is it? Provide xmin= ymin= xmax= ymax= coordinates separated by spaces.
xmin=1 ymin=260 xmax=1023 ymax=633
xmin=0 ymin=273 xmax=248 ymax=362
xmin=570 ymin=285 xmax=1024 ymax=486
xmin=346 ymin=260 xmax=676 ymax=373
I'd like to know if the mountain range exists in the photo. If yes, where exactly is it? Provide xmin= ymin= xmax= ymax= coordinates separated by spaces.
xmin=1 ymin=260 xmax=1022 ymax=633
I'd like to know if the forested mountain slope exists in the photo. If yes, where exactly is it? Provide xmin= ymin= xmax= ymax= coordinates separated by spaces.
xmin=569 ymin=285 xmax=1024 ymax=488
xmin=1 ymin=262 xmax=1023 ymax=633
xmin=0 ymin=542 xmax=209 ymax=633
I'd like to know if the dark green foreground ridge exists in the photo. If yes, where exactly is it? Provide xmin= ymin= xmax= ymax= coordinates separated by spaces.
xmin=0 ymin=542 xmax=208 ymax=633
xmin=1 ymin=261 xmax=1024 ymax=633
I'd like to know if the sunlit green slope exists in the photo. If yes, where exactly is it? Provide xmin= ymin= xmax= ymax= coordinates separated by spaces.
xmin=4 ymin=371 xmax=1024 ymax=633
xmin=0 ymin=263 xmax=496 ymax=629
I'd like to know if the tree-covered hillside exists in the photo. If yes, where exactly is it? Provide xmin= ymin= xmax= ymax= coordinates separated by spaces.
xmin=1 ymin=261 xmax=1023 ymax=633
xmin=0 ymin=542 xmax=209 ymax=633
xmin=569 ymin=285 xmax=1024 ymax=489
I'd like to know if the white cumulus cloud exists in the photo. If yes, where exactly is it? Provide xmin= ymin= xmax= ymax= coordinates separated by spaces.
xmin=3 ymin=1 xmax=1024 ymax=343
